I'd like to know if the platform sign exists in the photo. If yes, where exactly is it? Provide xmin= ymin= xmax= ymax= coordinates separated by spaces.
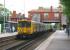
xmin=0 ymin=24 xmax=1 ymax=33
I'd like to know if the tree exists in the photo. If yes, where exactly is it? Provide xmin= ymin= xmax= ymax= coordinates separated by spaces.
xmin=0 ymin=3 xmax=10 ymax=22
xmin=60 ymin=0 xmax=70 ymax=36
xmin=60 ymin=0 xmax=70 ymax=24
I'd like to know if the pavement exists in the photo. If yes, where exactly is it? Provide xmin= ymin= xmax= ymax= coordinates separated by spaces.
xmin=35 ymin=30 xmax=70 ymax=50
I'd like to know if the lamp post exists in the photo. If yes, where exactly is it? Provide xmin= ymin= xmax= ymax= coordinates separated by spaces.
xmin=3 ymin=0 xmax=6 ymax=33
xmin=24 ymin=0 xmax=25 ymax=18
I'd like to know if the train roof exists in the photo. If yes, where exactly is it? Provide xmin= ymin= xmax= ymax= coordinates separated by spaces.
xmin=18 ymin=19 xmax=46 ymax=25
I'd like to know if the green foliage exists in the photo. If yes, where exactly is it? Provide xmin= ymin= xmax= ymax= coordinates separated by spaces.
xmin=60 ymin=0 xmax=70 ymax=24
xmin=0 ymin=3 xmax=10 ymax=22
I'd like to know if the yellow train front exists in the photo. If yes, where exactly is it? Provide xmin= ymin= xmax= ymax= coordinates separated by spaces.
xmin=16 ymin=19 xmax=53 ymax=39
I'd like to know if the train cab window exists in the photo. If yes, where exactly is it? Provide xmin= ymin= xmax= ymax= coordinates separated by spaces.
xmin=18 ymin=21 xmax=26 ymax=27
xmin=18 ymin=21 xmax=31 ymax=27
xmin=26 ymin=22 xmax=31 ymax=27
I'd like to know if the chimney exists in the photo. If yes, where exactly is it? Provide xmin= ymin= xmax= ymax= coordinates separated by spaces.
xmin=48 ymin=6 xmax=54 ymax=20
xmin=12 ymin=11 xmax=16 ymax=18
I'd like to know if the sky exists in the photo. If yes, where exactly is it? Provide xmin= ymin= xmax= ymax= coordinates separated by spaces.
xmin=0 ymin=0 xmax=60 ymax=17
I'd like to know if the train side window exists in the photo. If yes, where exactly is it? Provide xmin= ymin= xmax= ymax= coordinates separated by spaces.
xmin=18 ymin=21 xmax=31 ymax=27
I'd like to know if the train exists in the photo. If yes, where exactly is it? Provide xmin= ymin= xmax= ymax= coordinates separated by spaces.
xmin=16 ymin=19 xmax=53 ymax=39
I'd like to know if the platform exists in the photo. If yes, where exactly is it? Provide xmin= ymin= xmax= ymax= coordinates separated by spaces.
xmin=35 ymin=30 xmax=70 ymax=50
xmin=0 ymin=32 xmax=17 ymax=38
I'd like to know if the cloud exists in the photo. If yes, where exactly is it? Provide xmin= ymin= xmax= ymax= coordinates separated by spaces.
xmin=0 ymin=0 xmax=60 ymax=17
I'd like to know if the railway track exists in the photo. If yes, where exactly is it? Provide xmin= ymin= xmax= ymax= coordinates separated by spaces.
xmin=0 ymin=35 xmax=16 ymax=43
xmin=20 ymin=32 xmax=53 ymax=50
xmin=0 ymin=31 xmax=54 ymax=50
xmin=7 ymin=32 xmax=53 ymax=50
xmin=6 ymin=40 xmax=32 ymax=50
xmin=0 ymin=35 xmax=32 ymax=50
xmin=0 ymin=36 xmax=17 ymax=50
